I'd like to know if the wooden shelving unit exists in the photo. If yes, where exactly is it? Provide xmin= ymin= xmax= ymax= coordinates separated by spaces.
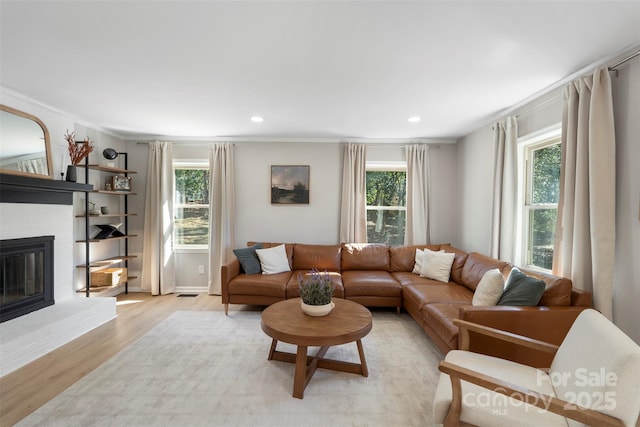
xmin=76 ymin=155 xmax=137 ymax=297
xmin=75 ymin=234 xmax=137 ymax=243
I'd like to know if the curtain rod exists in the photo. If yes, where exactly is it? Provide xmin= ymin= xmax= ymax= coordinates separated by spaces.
xmin=609 ymin=50 xmax=640 ymax=70
xmin=134 ymin=139 xmax=449 ymax=146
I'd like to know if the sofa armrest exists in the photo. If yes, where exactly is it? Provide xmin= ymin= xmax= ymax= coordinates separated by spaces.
xmin=457 ymin=305 xmax=589 ymax=368
xmin=454 ymin=319 xmax=559 ymax=354
xmin=571 ymin=288 xmax=592 ymax=307
xmin=221 ymin=258 xmax=240 ymax=303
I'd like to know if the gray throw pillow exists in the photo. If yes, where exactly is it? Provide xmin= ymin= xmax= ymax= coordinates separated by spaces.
xmin=233 ymin=243 xmax=263 ymax=275
xmin=497 ymin=267 xmax=546 ymax=306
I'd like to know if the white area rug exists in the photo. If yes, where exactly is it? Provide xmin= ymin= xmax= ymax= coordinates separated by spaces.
xmin=18 ymin=310 xmax=443 ymax=426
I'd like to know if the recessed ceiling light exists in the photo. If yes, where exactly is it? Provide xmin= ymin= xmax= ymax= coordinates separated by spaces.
xmin=408 ymin=116 xmax=421 ymax=123
xmin=251 ymin=116 xmax=264 ymax=123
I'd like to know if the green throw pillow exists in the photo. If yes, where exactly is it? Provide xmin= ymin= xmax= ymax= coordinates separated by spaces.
xmin=497 ymin=268 xmax=546 ymax=306
xmin=233 ymin=243 xmax=263 ymax=275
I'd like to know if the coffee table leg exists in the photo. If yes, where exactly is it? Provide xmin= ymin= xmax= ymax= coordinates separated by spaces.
xmin=356 ymin=339 xmax=368 ymax=377
xmin=293 ymin=345 xmax=308 ymax=399
xmin=268 ymin=339 xmax=278 ymax=360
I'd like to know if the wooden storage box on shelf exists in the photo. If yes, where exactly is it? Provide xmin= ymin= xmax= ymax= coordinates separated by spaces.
xmin=91 ymin=267 xmax=127 ymax=287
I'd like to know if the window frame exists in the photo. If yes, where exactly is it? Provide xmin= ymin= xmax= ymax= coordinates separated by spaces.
xmin=365 ymin=161 xmax=407 ymax=245
xmin=517 ymin=125 xmax=561 ymax=272
xmin=173 ymin=160 xmax=210 ymax=253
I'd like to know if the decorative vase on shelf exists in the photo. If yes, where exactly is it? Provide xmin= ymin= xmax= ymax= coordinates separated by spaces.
xmin=300 ymin=300 xmax=335 ymax=317
xmin=65 ymin=165 xmax=77 ymax=182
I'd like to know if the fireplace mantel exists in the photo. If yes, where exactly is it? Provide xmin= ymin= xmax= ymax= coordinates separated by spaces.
xmin=0 ymin=173 xmax=93 ymax=205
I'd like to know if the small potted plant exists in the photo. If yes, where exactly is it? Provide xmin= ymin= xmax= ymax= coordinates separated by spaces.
xmin=298 ymin=269 xmax=335 ymax=316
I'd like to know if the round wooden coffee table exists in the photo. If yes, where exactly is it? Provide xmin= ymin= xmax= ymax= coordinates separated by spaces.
xmin=261 ymin=298 xmax=372 ymax=399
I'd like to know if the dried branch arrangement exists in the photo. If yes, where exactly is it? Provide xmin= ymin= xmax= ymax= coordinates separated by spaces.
xmin=65 ymin=130 xmax=94 ymax=165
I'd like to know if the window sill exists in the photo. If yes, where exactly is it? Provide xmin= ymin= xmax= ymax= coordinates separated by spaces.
xmin=174 ymin=246 xmax=208 ymax=254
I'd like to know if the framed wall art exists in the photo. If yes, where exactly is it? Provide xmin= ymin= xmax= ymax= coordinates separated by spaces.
xmin=111 ymin=175 xmax=132 ymax=192
xmin=271 ymin=165 xmax=309 ymax=204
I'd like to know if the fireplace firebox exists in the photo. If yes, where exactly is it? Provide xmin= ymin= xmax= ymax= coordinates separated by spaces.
xmin=0 ymin=236 xmax=54 ymax=323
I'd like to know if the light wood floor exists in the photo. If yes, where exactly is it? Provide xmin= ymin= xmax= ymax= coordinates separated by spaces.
xmin=4 ymin=294 xmax=639 ymax=427
xmin=0 ymin=292 xmax=259 ymax=427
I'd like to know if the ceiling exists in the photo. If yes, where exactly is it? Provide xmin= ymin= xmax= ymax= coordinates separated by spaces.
xmin=1 ymin=1 xmax=639 ymax=141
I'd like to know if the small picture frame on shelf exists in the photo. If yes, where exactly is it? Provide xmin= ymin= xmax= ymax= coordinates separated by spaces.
xmin=112 ymin=175 xmax=132 ymax=191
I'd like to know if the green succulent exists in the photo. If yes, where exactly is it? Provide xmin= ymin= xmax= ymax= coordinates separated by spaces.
xmin=298 ymin=269 xmax=334 ymax=306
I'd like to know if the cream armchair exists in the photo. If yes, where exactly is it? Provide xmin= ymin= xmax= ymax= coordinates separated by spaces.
xmin=433 ymin=309 xmax=640 ymax=427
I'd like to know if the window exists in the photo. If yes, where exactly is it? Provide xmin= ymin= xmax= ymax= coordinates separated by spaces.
xmin=365 ymin=163 xmax=406 ymax=245
xmin=521 ymin=135 xmax=561 ymax=270
xmin=174 ymin=162 xmax=210 ymax=249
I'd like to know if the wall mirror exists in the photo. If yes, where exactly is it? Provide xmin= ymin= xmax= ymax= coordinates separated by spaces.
xmin=0 ymin=104 xmax=53 ymax=179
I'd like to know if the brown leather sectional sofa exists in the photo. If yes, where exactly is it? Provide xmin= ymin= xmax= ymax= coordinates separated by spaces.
xmin=221 ymin=242 xmax=592 ymax=366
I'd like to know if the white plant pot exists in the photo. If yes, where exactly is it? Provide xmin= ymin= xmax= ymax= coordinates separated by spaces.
xmin=300 ymin=300 xmax=335 ymax=317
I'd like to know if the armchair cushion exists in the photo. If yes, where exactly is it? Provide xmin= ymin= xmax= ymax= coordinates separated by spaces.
xmin=550 ymin=309 xmax=640 ymax=427
xmin=433 ymin=350 xmax=566 ymax=426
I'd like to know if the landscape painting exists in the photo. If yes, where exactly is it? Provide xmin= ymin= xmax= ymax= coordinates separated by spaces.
xmin=271 ymin=165 xmax=310 ymax=204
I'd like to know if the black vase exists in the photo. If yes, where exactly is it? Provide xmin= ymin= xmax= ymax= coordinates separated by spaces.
xmin=65 ymin=165 xmax=77 ymax=182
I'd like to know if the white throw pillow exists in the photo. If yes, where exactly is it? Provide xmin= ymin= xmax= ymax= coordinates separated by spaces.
xmin=472 ymin=268 xmax=505 ymax=306
xmin=420 ymin=251 xmax=455 ymax=283
xmin=412 ymin=248 xmax=425 ymax=274
xmin=412 ymin=248 xmax=445 ymax=275
xmin=255 ymin=244 xmax=291 ymax=274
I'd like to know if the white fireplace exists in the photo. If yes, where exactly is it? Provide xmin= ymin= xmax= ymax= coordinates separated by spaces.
xmin=0 ymin=201 xmax=116 ymax=376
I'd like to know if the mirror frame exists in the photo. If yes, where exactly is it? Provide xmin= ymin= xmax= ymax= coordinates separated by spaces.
xmin=0 ymin=104 xmax=54 ymax=180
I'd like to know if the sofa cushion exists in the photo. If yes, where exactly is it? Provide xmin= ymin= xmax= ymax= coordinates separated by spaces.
xmin=422 ymin=303 xmax=467 ymax=349
xmin=341 ymin=243 xmax=390 ymax=271
xmin=472 ymin=268 xmax=505 ymax=306
xmin=497 ymin=268 xmax=546 ymax=306
xmin=232 ymin=243 xmax=263 ymax=274
xmin=228 ymin=272 xmax=291 ymax=298
xmin=341 ymin=270 xmax=401 ymax=298
xmin=460 ymin=252 xmax=509 ymax=292
xmin=420 ymin=250 xmax=456 ymax=282
xmin=292 ymin=244 xmax=341 ymax=271
xmin=286 ymin=270 xmax=344 ymax=299
xmin=404 ymin=283 xmax=473 ymax=307
xmin=439 ymin=244 xmax=469 ymax=284
xmin=389 ymin=244 xmax=441 ymax=272
xmin=256 ymin=244 xmax=292 ymax=274
xmin=391 ymin=271 xmax=449 ymax=288
xmin=518 ymin=267 xmax=573 ymax=306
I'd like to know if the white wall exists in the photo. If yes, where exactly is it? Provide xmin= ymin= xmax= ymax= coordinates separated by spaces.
xmin=454 ymin=60 xmax=640 ymax=343
xmin=235 ymin=142 xmax=342 ymax=244
xmin=126 ymin=140 xmax=458 ymax=291
xmin=454 ymin=125 xmax=495 ymax=254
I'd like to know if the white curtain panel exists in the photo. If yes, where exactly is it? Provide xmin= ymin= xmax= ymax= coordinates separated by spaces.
xmin=489 ymin=116 xmax=518 ymax=263
xmin=140 ymin=141 xmax=176 ymax=295
xmin=553 ymin=67 xmax=616 ymax=319
xmin=404 ymin=144 xmax=431 ymax=245
xmin=339 ymin=143 xmax=367 ymax=243
xmin=208 ymin=143 xmax=236 ymax=295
